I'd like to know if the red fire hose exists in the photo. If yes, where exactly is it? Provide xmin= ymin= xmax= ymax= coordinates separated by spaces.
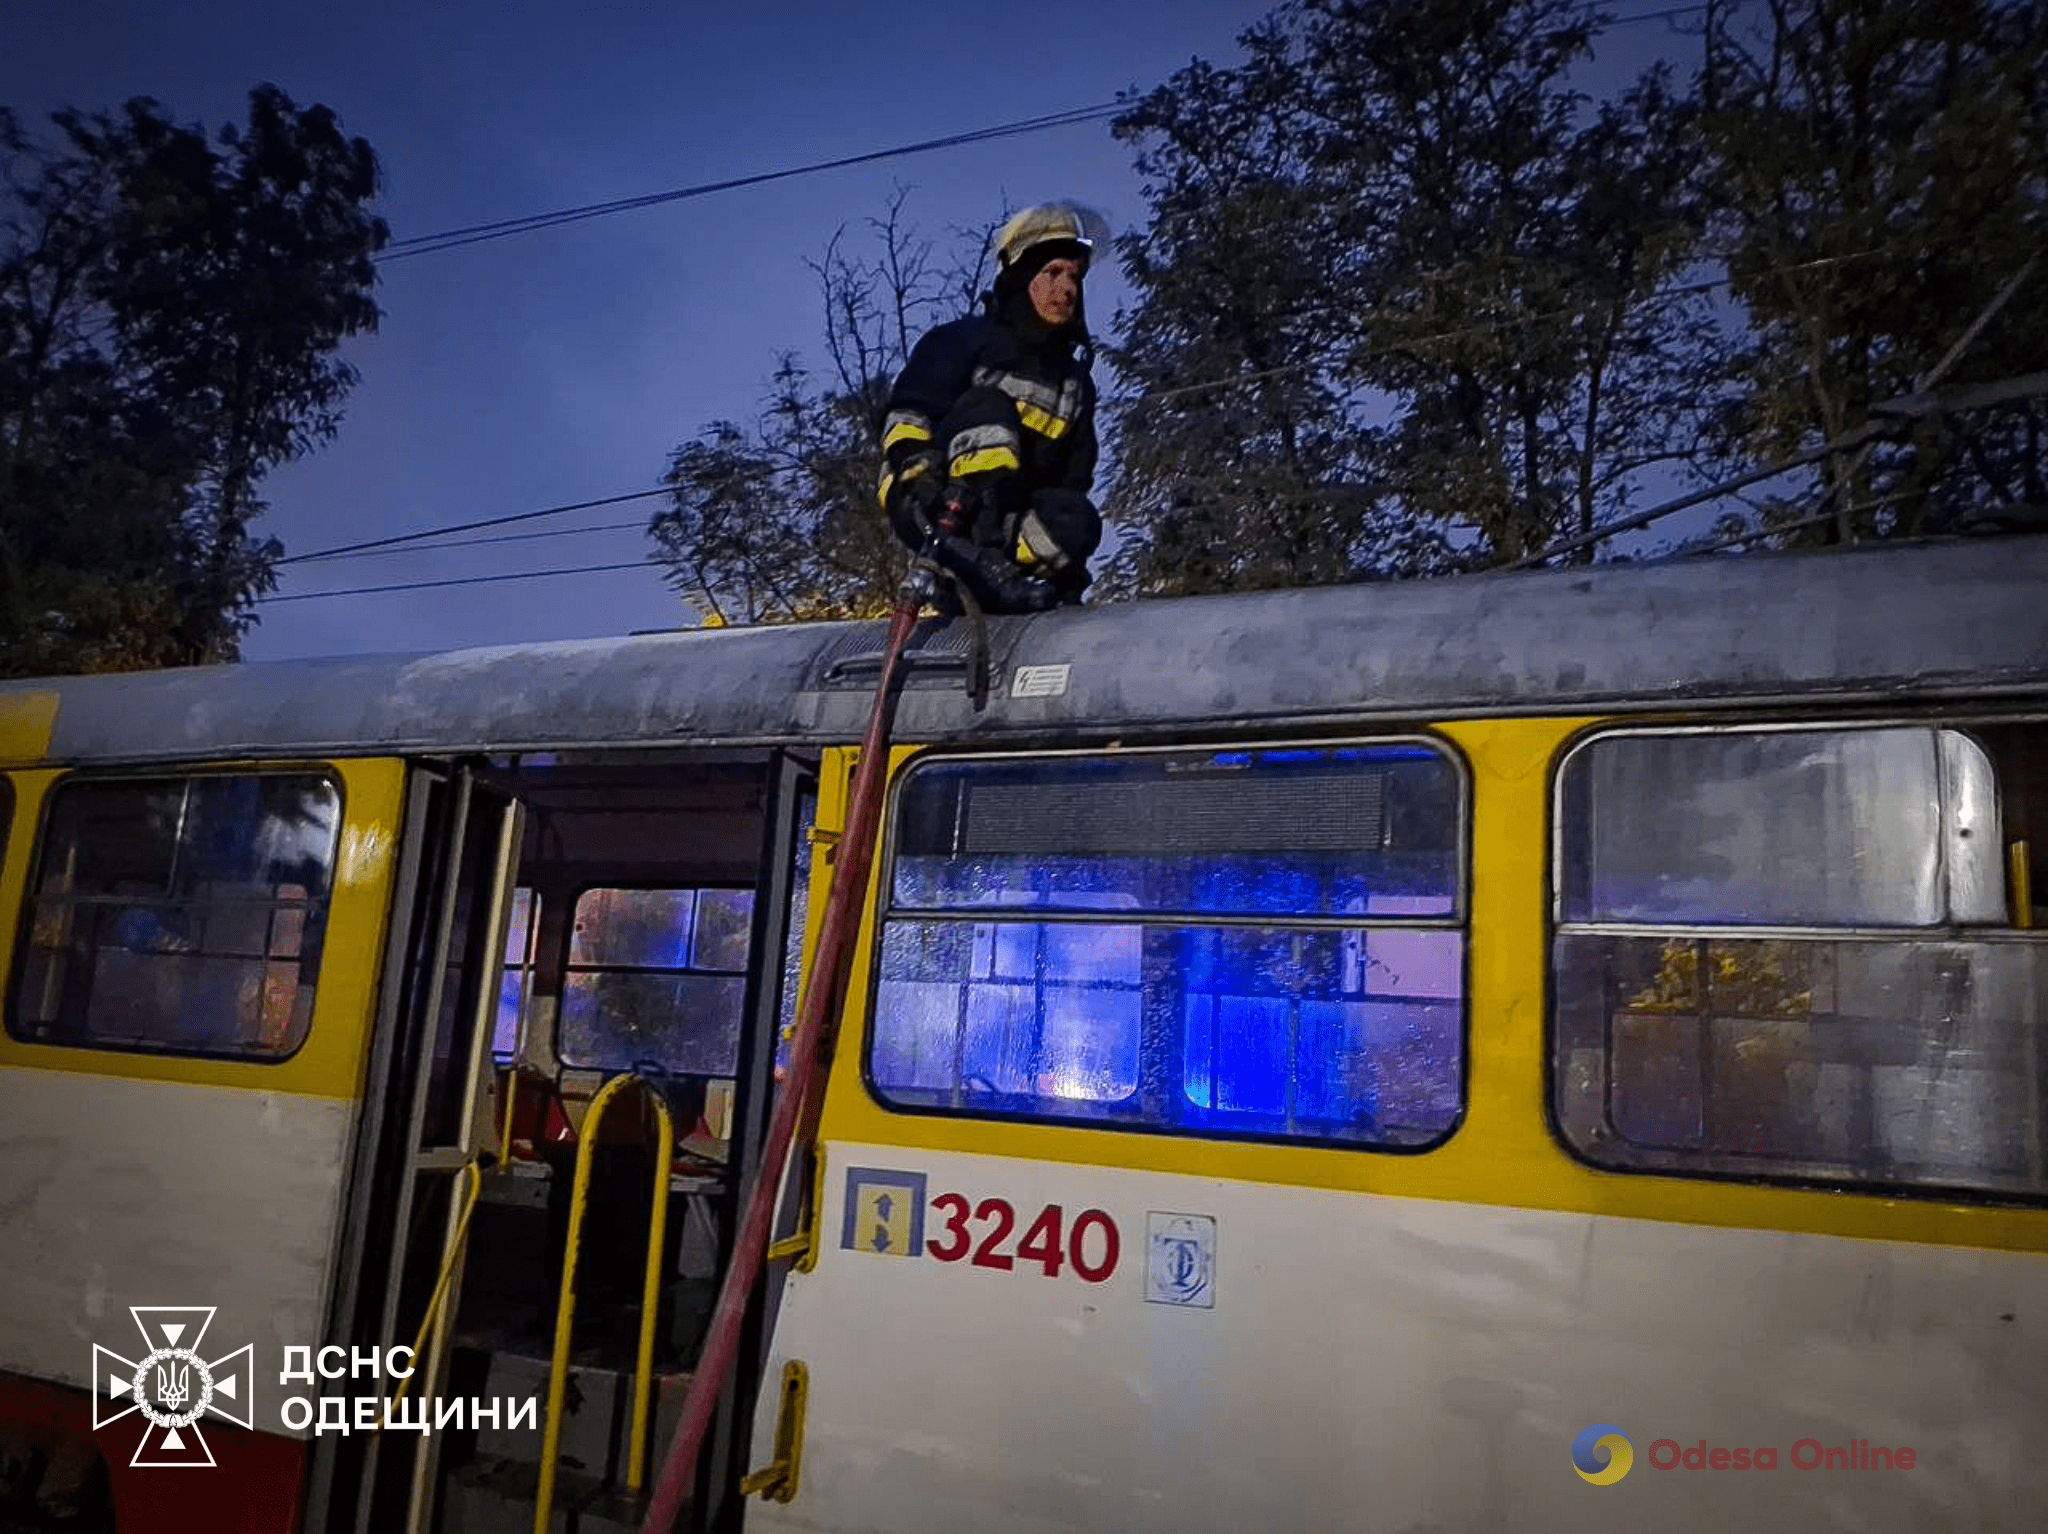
xmin=642 ymin=587 xmax=928 ymax=1532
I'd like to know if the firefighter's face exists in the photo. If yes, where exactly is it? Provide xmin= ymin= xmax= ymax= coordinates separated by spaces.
xmin=1028 ymin=257 xmax=1084 ymax=326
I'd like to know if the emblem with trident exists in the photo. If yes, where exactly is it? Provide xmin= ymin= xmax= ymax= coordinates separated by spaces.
xmin=91 ymin=1306 xmax=255 ymax=1468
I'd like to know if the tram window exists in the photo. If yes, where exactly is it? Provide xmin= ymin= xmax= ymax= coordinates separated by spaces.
xmin=1554 ymin=724 xmax=2048 ymax=1198
xmin=492 ymin=887 xmax=538 ymax=1060
xmin=873 ymin=744 xmax=1465 ymax=1147
xmin=10 ymin=773 xmax=340 ymax=1060
xmin=1559 ymin=728 xmax=1999 ymax=926
xmin=558 ymin=885 xmax=753 ymax=1074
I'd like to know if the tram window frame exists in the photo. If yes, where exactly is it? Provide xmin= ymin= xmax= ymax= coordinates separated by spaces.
xmin=555 ymin=882 xmax=756 ymax=1075
xmin=867 ymin=739 xmax=1470 ymax=1150
xmin=1551 ymin=720 xmax=2048 ymax=1201
xmin=6 ymin=768 xmax=345 ymax=1064
xmin=491 ymin=885 xmax=539 ymax=1062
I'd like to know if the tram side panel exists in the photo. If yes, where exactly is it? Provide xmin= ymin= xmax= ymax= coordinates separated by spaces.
xmin=745 ymin=719 xmax=2048 ymax=1534
xmin=758 ymin=1148 xmax=2045 ymax=1533
xmin=0 ymin=759 xmax=407 ymax=1530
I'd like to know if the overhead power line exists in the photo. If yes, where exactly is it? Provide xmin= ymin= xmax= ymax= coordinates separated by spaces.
xmin=277 ymin=487 xmax=671 ymax=565
xmin=264 ymin=559 xmax=666 ymax=603
xmin=292 ymin=517 xmax=650 ymax=562
xmin=1131 ymin=241 xmax=1909 ymax=408
xmin=1511 ymin=369 xmax=2048 ymax=568
xmin=267 ymin=365 xmax=2048 ymax=606
xmin=267 ymin=367 xmax=2048 ymax=606
xmin=274 ymin=239 xmax=1978 ymax=583
xmin=1607 ymin=3 xmax=1712 ymax=22
xmin=378 ymin=103 xmax=1123 ymax=261
xmin=1513 ymin=263 xmax=2043 ymax=565
xmin=376 ymin=4 xmax=1717 ymax=264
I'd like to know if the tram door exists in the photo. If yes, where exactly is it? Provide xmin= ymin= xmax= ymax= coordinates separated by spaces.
xmin=305 ymin=762 xmax=524 ymax=1534
xmin=312 ymin=750 xmax=816 ymax=1534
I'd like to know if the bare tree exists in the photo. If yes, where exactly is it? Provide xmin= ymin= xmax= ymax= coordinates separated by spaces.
xmin=649 ymin=188 xmax=1001 ymax=623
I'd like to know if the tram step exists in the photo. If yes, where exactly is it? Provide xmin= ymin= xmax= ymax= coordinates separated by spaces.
xmin=439 ymin=1453 xmax=655 ymax=1534
xmin=468 ymin=1345 xmax=695 ymax=1480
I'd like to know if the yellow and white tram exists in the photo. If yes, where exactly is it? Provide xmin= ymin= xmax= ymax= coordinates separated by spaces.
xmin=0 ymin=536 xmax=2043 ymax=1533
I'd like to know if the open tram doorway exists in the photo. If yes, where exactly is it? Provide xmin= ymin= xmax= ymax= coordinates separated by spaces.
xmin=319 ymin=748 xmax=817 ymax=1534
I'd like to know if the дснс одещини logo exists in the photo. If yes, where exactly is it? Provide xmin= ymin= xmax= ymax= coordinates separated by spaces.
xmin=91 ymin=1306 xmax=255 ymax=1468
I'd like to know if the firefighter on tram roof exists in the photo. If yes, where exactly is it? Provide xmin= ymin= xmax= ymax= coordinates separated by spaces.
xmin=877 ymin=203 xmax=1106 ymax=613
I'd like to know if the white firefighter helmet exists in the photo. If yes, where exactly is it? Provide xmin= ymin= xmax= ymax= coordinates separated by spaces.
xmin=992 ymin=204 xmax=1111 ymax=273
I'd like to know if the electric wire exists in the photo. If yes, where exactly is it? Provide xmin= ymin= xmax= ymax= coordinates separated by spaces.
xmin=377 ymin=103 xmax=1124 ymax=262
xmin=1606 ymin=3 xmax=1714 ymax=22
xmin=262 ymin=238 xmax=2011 ymax=600
xmin=272 ymin=362 xmax=2044 ymax=606
xmin=1128 ymin=244 xmax=1907 ymax=408
xmin=264 ymin=0 xmax=1937 ymax=606
xmin=374 ymin=6 xmax=1719 ymax=264
xmin=263 ymin=559 xmax=666 ymax=603
xmin=264 ymin=242 xmax=1908 ymax=593
xmin=276 ymin=488 xmax=671 ymax=565
xmin=289 ymin=517 xmax=650 ymax=562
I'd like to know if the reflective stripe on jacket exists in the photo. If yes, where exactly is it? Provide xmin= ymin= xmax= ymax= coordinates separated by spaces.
xmin=876 ymin=313 xmax=1097 ymax=510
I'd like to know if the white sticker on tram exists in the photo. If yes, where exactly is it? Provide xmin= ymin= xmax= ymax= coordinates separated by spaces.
xmin=1144 ymin=1212 xmax=1216 ymax=1308
xmin=1010 ymin=663 xmax=1071 ymax=699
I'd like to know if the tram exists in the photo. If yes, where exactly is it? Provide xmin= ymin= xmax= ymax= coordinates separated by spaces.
xmin=0 ymin=535 xmax=2043 ymax=1534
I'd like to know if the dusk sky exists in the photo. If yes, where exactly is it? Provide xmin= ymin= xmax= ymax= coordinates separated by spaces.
xmin=4 ymin=1 xmax=1697 ymax=662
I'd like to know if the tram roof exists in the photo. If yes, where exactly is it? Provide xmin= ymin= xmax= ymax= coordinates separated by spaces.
xmin=6 ymin=536 xmax=2047 ymax=766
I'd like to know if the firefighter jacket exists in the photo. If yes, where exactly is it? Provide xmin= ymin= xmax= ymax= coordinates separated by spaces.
xmin=877 ymin=310 xmax=1097 ymax=530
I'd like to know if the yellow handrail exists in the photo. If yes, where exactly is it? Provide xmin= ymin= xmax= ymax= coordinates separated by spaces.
xmin=534 ymin=1074 xmax=675 ymax=1533
xmin=377 ymin=1159 xmax=484 ymax=1425
xmin=763 ymin=1142 xmax=825 ymax=1273
xmin=499 ymin=1066 xmax=522 ymax=1161
xmin=736 ymin=1360 xmax=809 ymax=1503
